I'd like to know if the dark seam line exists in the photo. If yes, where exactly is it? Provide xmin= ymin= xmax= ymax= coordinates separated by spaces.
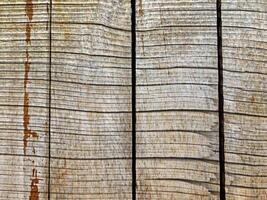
xmin=131 ymin=0 xmax=137 ymax=200
xmin=48 ymin=0 xmax=52 ymax=199
xmin=217 ymin=0 xmax=225 ymax=199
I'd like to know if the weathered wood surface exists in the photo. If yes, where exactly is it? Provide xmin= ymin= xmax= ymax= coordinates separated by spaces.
xmin=0 ymin=0 xmax=49 ymax=199
xmin=0 ymin=0 xmax=132 ymax=199
xmin=222 ymin=1 xmax=267 ymax=199
xmin=136 ymin=0 xmax=220 ymax=199
xmin=0 ymin=0 xmax=266 ymax=199
xmin=50 ymin=0 xmax=132 ymax=199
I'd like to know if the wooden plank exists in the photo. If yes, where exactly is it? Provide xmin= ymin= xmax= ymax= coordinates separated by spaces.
xmin=0 ymin=0 xmax=50 ymax=199
xmin=50 ymin=0 xmax=132 ymax=199
xmin=222 ymin=1 xmax=267 ymax=199
xmin=136 ymin=0 xmax=220 ymax=199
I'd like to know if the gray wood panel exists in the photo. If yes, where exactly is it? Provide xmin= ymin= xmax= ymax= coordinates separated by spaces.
xmin=136 ymin=0 xmax=220 ymax=199
xmin=0 ymin=0 xmax=50 ymax=199
xmin=50 ymin=0 xmax=132 ymax=199
xmin=0 ymin=0 xmax=266 ymax=199
xmin=222 ymin=0 xmax=267 ymax=199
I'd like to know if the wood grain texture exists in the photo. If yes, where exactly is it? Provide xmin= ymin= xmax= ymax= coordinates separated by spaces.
xmin=222 ymin=1 xmax=267 ymax=199
xmin=135 ymin=0 xmax=220 ymax=199
xmin=0 ymin=0 xmax=50 ymax=199
xmin=50 ymin=0 xmax=132 ymax=199
xmin=0 ymin=0 xmax=266 ymax=199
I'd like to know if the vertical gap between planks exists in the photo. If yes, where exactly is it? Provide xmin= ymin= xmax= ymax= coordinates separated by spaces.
xmin=217 ymin=0 xmax=225 ymax=199
xmin=131 ymin=0 xmax=137 ymax=199
xmin=48 ymin=0 xmax=52 ymax=199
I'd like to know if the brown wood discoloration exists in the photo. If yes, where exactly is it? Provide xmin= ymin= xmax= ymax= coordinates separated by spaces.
xmin=25 ymin=0 xmax=33 ymax=21
xmin=23 ymin=91 xmax=38 ymax=151
xmin=30 ymin=168 xmax=39 ymax=200
xmin=23 ymin=0 xmax=38 ymax=153
xmin=138 ymin=0 xmax=144 ymax=16
xmin=0 ymin=1 xmax=49 ymax=199
xmin=25 ymin=23 xmax=32 ymax=44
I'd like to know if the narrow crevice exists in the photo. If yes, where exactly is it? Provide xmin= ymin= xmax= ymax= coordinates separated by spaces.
xmin=48 ymin=0 xmax=52 ymax=199
xmin=131 ymin=0 xmax=137 ymax=200
xmin=217 ymin=0 xmax=225 ymax=199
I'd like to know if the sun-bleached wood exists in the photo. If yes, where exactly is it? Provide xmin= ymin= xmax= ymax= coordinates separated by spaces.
xmin=222 ymin=1 xmax=267 ymax=199
xmin=135 ymin=0 xmax=220 ymax=199
xmin=0 ymin=0 xmax=50 ymax=199
xmin=0 ymin=0 xmax=266 ymax=199
xmin=49 ymin=0 xmax=132 ymax=199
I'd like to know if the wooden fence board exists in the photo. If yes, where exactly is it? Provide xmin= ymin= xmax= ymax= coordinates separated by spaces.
xmin=0 ymin=0 xmax=266 ymax=199
xmin=49 ymin=0 xmax=132 ymax=199
xmin=0 ymin=0 xmax=50 ymax=199
xmin=135 ymin=0 xmax=220 ymax=199
xmin=222 ymin=1 xmax=267 ymax=199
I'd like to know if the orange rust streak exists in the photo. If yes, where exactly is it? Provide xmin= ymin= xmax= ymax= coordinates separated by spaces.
xmin=23 ymin=91 xmax=38 ymax=151
xmin=23 ymin=0 xmax=37 ymax=153
xmin=30 ymin=169 xmax=39 ymax=200
xmin=24 ymin=50 xmax=30 ymax=88
xmin=25 ymin=23 xmax=32 ymax=44
xmin=25 ymin=0 xmax=33 ymax=21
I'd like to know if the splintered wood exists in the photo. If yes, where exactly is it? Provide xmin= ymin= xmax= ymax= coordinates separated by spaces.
xmin=0 ymin=0 xmax=266 ymax=199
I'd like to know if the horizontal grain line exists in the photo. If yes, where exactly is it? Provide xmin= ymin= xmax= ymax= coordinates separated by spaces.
xmin=137 ymin=190 xmax=208 ymax=196
xmin=137 ymin=109 xmax=217 ymax=113
xmin=136 ymin=130 xmax=215 ymax=133
xmin=0 ymin=153 xmax=218 ymax=162
xmin=225 ymin=151 xmax=267 ymax=158
xmin=224 ymin=111 xmax=267 ymax=118
xmin=0 ymin=189 xmax=131 ymax=196
xmin=0 ymin=105 xmax=218 ymax=114
xmin=227 ymin=172 xmax=267 ymax=178
xmin=223 ymin=86 xmax=267 ymax=93
xmin=0 ymin=153 xmax=131 ymax=160
xmin=0 ymin=62 xmax=131 ymax=70
xmin=223 ymin=25 xmax=267 ymax=31
xmin=136 ymin=83 xmax=217 ymax=87
xmin=222 ymin=9 xmax=267 ymax=14
xmin=137 ymin=25 xmax=216 ymax=32
xmin=0 ymin=50 xmax=131 ymax=59
xmin=1 ymin=21 xmax=130 ymax=31
xmin=136 ymin=66 xmax=217 ymax=70
xmin=224 ymin=98 xmax=266 ymax=105
xmin=137 ymin=43 xmax=217 ymax=48
xmin=0 ymin=104 xmax=130 ymax=113
xmin=146 ymin=178 xmax=219 ymax=186
xmin=225 ymin=184 xmax=267 ymax=189
xmin=0 ymin=78 xmax=131 ymax=87
xmin=137 ymin=25 xmax=267 ymax=32
xmin=225 ymin=136 xmax=267 ymax=142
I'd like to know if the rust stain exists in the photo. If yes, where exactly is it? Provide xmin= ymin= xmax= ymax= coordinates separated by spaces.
xmin=23 ymin=91 xmax=38 ymax=151
xmin=23 ymin=0 xmax=38 ymax=153
xmin=24 ymin=50 xmax=30 ymax=88
xmin=24 ymin=2 xmax=41 ymax=200
xmin=25 ymin=0 xmax=33 ymax=44
xmin=138 ymin=0 xmax=144 ymax=16
xmin=29 ymin=168 xmax=39 ymax=200
xmin=25 ymin=23 xmax=32 ymax=44
xmin=23 ymin=49 xmax=38 ymax=152
xmin=25 ymin=0 xmax=33 ymax=21
xmin=44 ymin=122 xmax=49 ymax=136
